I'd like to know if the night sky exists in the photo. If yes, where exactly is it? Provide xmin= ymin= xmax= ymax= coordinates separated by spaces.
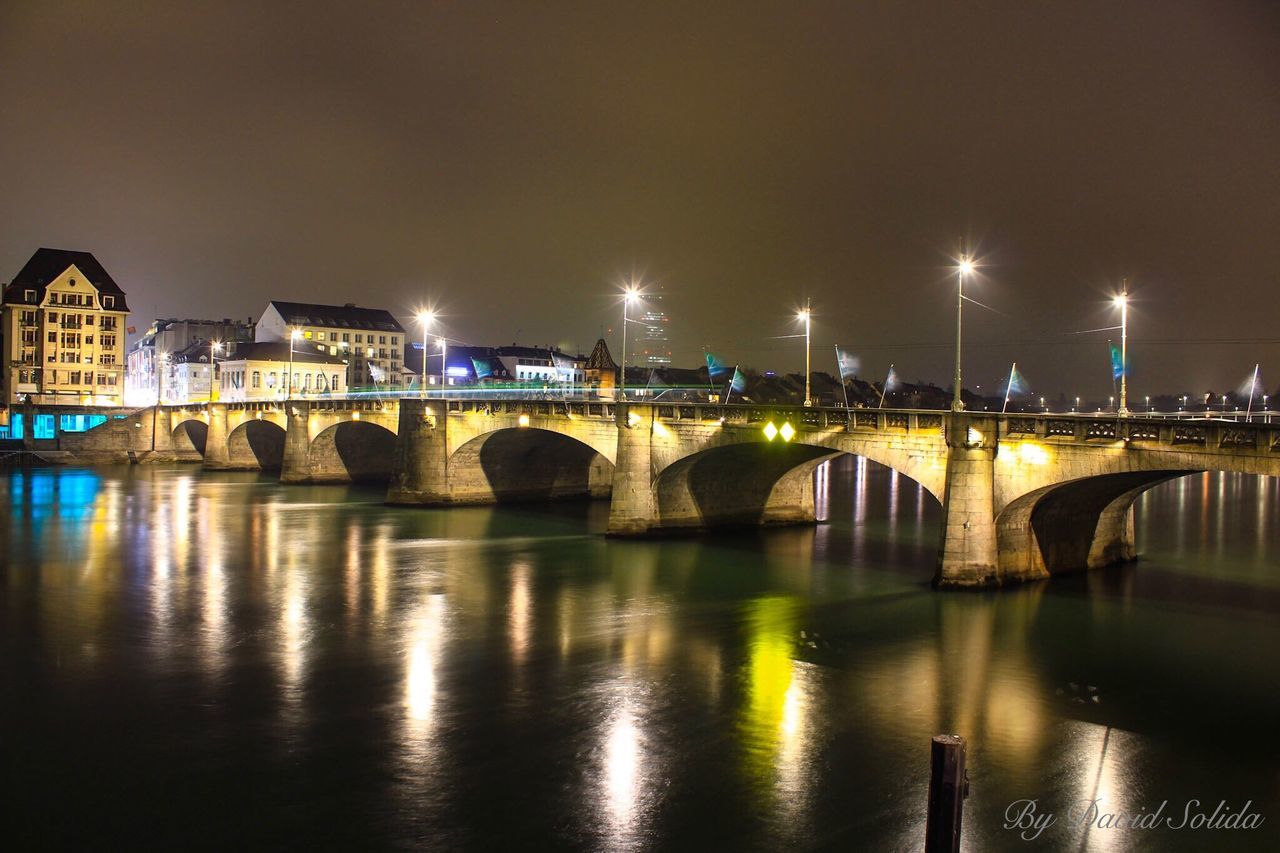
xmin=3 ymin=1 xmax=1278 ymax=400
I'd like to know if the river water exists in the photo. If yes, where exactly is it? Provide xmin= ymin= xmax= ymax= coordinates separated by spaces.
xmin=2 ymin=459 xmax=1277 ymax=851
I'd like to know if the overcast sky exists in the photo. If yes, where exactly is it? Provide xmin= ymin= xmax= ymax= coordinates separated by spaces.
xmin=3 ymin=1 xmax=1278 ymax=399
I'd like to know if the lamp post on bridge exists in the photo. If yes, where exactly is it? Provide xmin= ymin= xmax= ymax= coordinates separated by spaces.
xmin=208 ymin=340 xmax=223 ymax=403
xmin=798 ymin=299 xmax=812 ymax=407
xmin=952 ymin=258 xmax=973 ymax=412
xmin=620 ymin=286 xmax=640 ymax=402
xmin=287 ymin=328 xmax=301 ymax=400
xmin=417 ymin=311 xmax=435 ymax=398
xmin=1114 ymin=285 xmax=1129 ymax=416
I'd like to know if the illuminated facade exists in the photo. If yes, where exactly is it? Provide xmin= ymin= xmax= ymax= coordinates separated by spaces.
xmin=126 ymin=318 xmax=255 ymax=405
xmin=0 ymin=248 xmax=130 ymax=406
xmin=215 ymin=341 xmax=347 ymax=401
xmin=256 ymin=301 xmax=404 ymax=391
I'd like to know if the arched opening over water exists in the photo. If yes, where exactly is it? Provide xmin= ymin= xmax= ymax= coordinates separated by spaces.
xmin=172 ymin=419 xmax=208 ymax=457
xmin=308 ymin=421 xmax=398 ymax=483
xmin=227 ymin=420 xmax=287 ymax=471
xmin=450 ymin=427 xmax=615 ymax=503
xmin=653 ymin=442 xmax=942 ymax=532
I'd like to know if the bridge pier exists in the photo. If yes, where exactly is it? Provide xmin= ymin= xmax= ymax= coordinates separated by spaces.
xmin=202 ymin=405 xmax=231 ymax=469
xmin=606 ymin=404 xmax=658 ymax=535
xmin=280 ymin=401 xmax=313 ymax=484
xmin=386 ymin=399 xmax=451 ymax=503
xmin=935 ymin=413 xmax=1000 ymax=588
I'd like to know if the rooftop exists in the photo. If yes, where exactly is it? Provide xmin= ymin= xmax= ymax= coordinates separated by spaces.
xmin=267 ymin=301 xmax=404 ymax=333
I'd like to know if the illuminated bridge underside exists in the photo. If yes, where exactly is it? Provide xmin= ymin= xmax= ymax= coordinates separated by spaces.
xmin=30 ymin=398 xmax=1280 ymax=588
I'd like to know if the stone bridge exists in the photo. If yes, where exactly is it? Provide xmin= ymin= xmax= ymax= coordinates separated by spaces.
xmin=28 ymin=398 xmax=1280 ymax=588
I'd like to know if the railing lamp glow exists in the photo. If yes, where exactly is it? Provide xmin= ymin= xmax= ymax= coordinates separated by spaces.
xmin=626 ymin=409 xmax=641 ymax=428
xmin=965 ymin=426 xmax=983 ymax=446
xmin=952 ymin=257 xmax=974 ymax=412
xmin=762 ymin=421 xmax=795 ymax=442
xmin=620 ymin=286 xmax=641 ymax=401
xmin=518 ymin=413 xmax=530 ymax=428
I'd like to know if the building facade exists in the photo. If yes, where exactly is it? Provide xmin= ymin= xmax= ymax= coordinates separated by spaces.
xmin=1 ymin=248 xmax=129 ymax=406
xmin=215 ymin=341 xmax=347 ymax=402
xmin=256 ymin=301 xmax=403 ymax=392
xmin=126 ymin=317 xmax=255 ymax=405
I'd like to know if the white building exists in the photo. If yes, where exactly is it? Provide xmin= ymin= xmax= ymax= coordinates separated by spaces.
xmin=216 ymin=341 xmax=347 ymax=402
xmin=126 ymin=317 xmax=254 ymax=406
xmin=256 ymin=301 xmax=405 ymax=392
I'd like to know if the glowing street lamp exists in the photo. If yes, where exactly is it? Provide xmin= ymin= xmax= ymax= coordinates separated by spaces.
xmin=798 ymin=300 xmax=812 ymax=407
xmin=620 ymin=286 xmax=641 ymax=401
xmin=417 ymin=310 xmax=435 ymax=397
xmin=1114 ymin=286 xmax=1129 ymax=416
xmin=952 ymin=257 xmax=974 ymax=412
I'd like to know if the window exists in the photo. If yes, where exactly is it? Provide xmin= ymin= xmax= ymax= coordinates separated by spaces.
xmin=20 ymin=310 xmax=35 ymax=325
xmin=317 ymin=332 xmax=326 ymax=341
xmin=48 ymin=331 xmax=56 ymax=343
xmin=379 ymin=335 xmax=386 ymax=344
xmin=102 ymin=296 xmax=114 ymax=308
xmin=355 ymin=334 xmax=363 ymax=343
xmin=252 ymin=371 xmax=261 ymax=388
xmin=48 ymin=312 xmax=58 ymax=322
xmin=342 ymin=333 xmax=349 ymax=342
xmin=69 ymin=371 xmax=81 ymax=384
xmin=85 ymin=315 xmax=95 ymax=326
xmin=391 ymin=336 xmax=399 ymax=346
xmin=24 ymin=289 xmax=35 ymax=301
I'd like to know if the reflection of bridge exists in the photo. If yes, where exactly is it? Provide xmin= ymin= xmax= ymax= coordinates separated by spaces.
xmin=34 ymin=398 xmax=1280 ymax=588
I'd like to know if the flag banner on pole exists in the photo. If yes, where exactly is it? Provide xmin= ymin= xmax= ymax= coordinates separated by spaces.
xmin=730 ymin=366 xmax=746 ymax=393
xmin=1007 ymin=366 xmax=1027 ymax=397
xmin=472 ymin=357 xmax=495 ymax=379
xmin=883 ymin=365 xmax=900 ymax=392
xmin=706 ymin=352 xmax=730 ymax=381
xmin=1237 ymin=368 xmax=1264 ymax=398
xmin=835 ymin=346 xmax=860 ymax=380
xmin=1109 ymin=341 xmax=1125 ymax=380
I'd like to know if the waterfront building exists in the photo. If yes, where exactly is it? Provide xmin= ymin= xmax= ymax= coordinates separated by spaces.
xmin=640 ymin=291 xmax=671 ymax=366
xmin=256 ymin=301 xmax=404 ymax=392
xmin=493 ymin=346 xmax=585 ymax=386
xmin=125 ymin=317 xmax=255 ymax=405
xmin=0 ymin=248 xmax=129 ymax=406
xmin=215 ymin=340 xmax=347 ymax=401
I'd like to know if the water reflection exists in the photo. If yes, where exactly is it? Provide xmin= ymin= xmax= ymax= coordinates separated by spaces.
xmin=1 ymin=463 xmax=1277 ymax=851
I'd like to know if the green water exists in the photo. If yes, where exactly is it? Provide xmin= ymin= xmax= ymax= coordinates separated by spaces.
xmin=1 ymin=459 xmax=1277 ymax=850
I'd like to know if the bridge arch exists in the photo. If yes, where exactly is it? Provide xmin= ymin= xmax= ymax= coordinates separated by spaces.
xmin=308 ymin=420 xmax=398 ymax=483
xmin=447 ymin=426 xmax=615 ymax=503
xmin=650 ymin=440 xmax=941 ymax=531
xmin=171 ymin=418 xmax=208 ymax=458
xmin=995 ymin=469 xmax=1192 ymax=582
xmin=226 ymin=419 xmax=287 ymax=471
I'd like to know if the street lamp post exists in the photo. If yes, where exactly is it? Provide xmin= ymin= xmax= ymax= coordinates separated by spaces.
xmin=1114 ymin=286 xmax=1129 ymax=416
xmin=799 ymin=299 xmax=812 ymax=407
xmin=287 ymin=329 xmax=301 ymax=399
xmin=209 ymin=340 xmax=222 ymax=403
xmin=417 ymin=311 xmax=434 ymax=397
xmin=438 ymin=337 xmax=448 ymax=392
xmin=620 ymin=287 xmax=639 ymax=401
xmin=952 ymin=258 xmax=973 ymax=412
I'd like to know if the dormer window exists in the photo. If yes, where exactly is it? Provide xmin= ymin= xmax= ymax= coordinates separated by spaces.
xmin=24 ymin=289 xmax=35 ymax=301
xmin=103 ymin=296 xmax=114 ymax=308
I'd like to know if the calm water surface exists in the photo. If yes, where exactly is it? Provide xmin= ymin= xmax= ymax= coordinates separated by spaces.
xmin=2 ymin=459 xmax=1278 ymax=851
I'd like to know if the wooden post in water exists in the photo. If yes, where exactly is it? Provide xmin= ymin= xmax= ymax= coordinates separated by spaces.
xmin=925 ymin=734 xmax=967 ymax=853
